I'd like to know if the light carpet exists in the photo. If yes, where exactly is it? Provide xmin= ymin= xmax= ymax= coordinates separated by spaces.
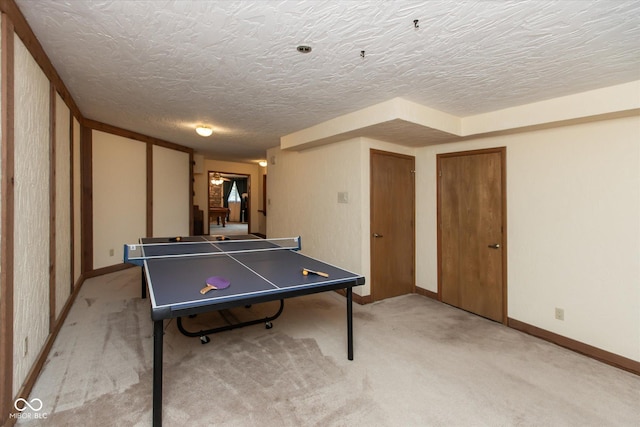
xmin=16 ymin=267 xmax=640 ymax=426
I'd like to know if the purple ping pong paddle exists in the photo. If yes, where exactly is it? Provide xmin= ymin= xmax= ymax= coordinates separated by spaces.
xmin=200 ymin=276 xmax=230 ymax=295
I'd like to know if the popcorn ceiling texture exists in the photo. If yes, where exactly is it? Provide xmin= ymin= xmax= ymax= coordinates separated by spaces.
xmin=13 ymin=37 xmax=51 ymax=395
xmin=14 ymin=0 xmax=640 ymax=161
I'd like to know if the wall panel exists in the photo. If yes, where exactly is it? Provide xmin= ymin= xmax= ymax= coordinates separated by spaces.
xmin=54 ymin=92 xmax=70 ymax=318
xmin=12 ymin=36 xmax=50 ymax=395
xmin=152 ymin=145 xmax=189 ymax=237
xmin=92 ymin=131 xmax=146 ymax=269
xmin=72 ymin=117 xmax=81 ymax=283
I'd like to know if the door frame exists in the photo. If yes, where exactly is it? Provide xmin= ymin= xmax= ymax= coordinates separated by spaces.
xmin=436 ymin=147 xmax=508 ymax=324
xmin=207 ymin=171 xmax=251 ymax=232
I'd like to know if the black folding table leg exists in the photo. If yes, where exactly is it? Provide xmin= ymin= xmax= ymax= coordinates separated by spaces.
xmin=347 ymin=287 xmax=353 ymax=360
xmin=141 ymin=267 xmax=147 ymax=299
xmin=153 ymin=320 xmax=163 ymax=427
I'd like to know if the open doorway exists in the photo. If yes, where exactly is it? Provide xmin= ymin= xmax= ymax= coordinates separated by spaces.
xmin=208 ymin=171 xmax=250 ymax=235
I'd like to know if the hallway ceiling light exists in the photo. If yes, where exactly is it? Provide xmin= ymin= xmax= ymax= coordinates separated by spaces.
xmin=196 ymin=126 xmax=213 ymax=137
xmin=258 ymin=160 xmax=267 ymax=167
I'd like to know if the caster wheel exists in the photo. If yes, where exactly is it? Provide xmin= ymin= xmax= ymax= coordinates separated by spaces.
xmin=200 ymin=336 xmax=210 ymax=344
xmin=265 ymin=322 xmax=273 ymax=329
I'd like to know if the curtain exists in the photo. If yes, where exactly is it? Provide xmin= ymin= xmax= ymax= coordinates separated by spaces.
xmin=222 ymin=178 xmax=248 ymax=220
xmin=227 ymin=179 xmax=239 ymax=222
xmin=223 ymin=181 xmax=232 ymax=208
xmin=237 ymin=179 xmax=248 ymax=222
xmin=236 ymin=179 xmax=247 ymax=196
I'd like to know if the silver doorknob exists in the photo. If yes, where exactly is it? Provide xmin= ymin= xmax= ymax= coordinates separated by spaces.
xmin=488 ymin=243 xmax=500 ymax=249
xmin=373 ymin=233 xmax=383 ymax=238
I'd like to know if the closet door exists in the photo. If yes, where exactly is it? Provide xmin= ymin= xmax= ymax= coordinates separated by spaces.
xmin=438 ymin=148 xmax=506 ymax=322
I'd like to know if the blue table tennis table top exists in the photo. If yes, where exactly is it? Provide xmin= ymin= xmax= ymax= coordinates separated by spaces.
xmin=135 ymin=235 xmax=365 ymax=320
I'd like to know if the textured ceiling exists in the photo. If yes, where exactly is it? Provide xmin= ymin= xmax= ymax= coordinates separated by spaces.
xmin=15 ymin=0 xmax=640 ymax=163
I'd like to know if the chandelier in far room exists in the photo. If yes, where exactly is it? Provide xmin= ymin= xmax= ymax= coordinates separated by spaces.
xmin=210 ymin=172 xmax=224 ymax=185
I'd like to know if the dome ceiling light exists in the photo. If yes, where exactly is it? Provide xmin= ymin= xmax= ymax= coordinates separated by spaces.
xmin=195 ymin=126 xmax=213 ymax=137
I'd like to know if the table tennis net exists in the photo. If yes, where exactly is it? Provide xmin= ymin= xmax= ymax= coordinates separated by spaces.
xmin=124 ymin=236 xmax=301 ymax=266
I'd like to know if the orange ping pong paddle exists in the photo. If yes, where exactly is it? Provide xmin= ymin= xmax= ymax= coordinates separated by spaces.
xmin=302 ymin=268 xmax=329 ymax=278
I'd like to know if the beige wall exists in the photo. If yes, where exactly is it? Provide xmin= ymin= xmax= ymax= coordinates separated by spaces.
xmin=13 ymin=36 xmax=51 ymax=395
xmin=92 ymin=131 xmax=146 ymax=269
xmin=54 ymin=92 xmax=71 ymax=319
xmin=5 ymin=22 xmax=81 ymax=406
xmin=0 ymin=25 xmax=3 ymax=310
xmin=0 ymin=20 xmax=6 ymax=336
xmin=416 ymin=116 xmax=640 ymax=361
xmin=152 ymin=145 xmax=189 ymax=237
xmin=267 ymin=139 xmax=364 ymax=275
xmin=266 ymin=137 xmax=414 ymax=296
xmin=73 ymin=117 xmax=81 ymax=284
xmin=271 ymin=94 xmax=639 ymax=363
xmin=92 ymin=132 xmax=193 ymax=267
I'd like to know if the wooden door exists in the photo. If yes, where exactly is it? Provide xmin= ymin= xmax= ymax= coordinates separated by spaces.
xmin=438 ymin=148 xmax=506 ymax=322
xmin=370 ymin=150 xmax=415 ymax=301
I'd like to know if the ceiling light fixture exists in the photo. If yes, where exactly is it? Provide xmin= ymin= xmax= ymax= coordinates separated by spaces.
xmin=196 ymin=126 xmax=213 ymax=137
xmin=258 ymin=160 xmax=267 ymax=167
xmin=210 ymin=172 xmax=224 ymax=185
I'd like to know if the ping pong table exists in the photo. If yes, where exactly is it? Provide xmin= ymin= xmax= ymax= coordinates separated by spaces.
xmin=124 ymin=235 xmax=365 ymax=427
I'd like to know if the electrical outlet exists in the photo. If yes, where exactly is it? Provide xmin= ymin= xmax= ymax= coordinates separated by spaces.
xmin=338 ymin=192 xmax=349 ymax=204
xmin=555 ymin=307 xmax=564 ymax=321
xmin=109 ymin=248 xmax=114 ymax=256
